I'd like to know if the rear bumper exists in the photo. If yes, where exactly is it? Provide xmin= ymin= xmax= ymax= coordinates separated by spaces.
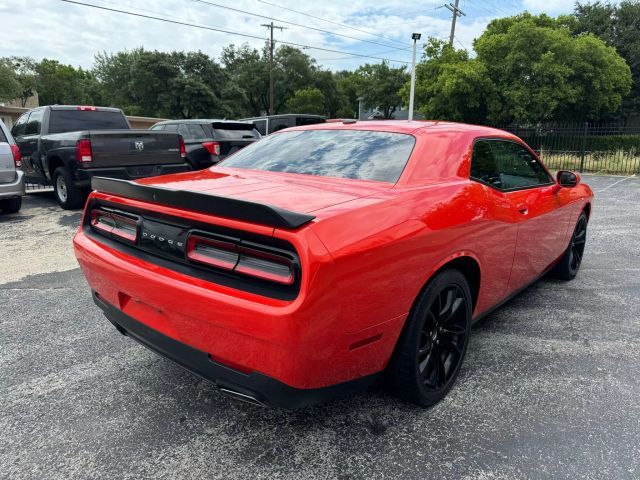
xmin=73 ymin=163 xmax=191 ymax=188
xmin=93 ymin=291 xmax=378 ymax=408
xmin=0 ymin=170 xmax=25 ymax=198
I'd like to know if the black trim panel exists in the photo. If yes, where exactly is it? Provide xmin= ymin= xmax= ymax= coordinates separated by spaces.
xmin=91 ymin=177 xmax=316 ymax=229
xmin=93 ymin=292 xmax=379 ymax=409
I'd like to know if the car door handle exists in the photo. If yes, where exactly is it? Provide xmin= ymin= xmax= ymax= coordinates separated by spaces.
xmin=516 ymin=203 xmax=528 ymax=215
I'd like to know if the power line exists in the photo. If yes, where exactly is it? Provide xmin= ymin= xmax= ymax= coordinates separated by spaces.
xmin=253 ymin=0 xmax=408 ymax=48
xmin=59 ymin=0 xmax=412 ymax=64
xmin=190 ymin=0 xmax=413 ymax=52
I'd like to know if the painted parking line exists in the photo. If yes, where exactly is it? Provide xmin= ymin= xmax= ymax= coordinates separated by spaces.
xmin=597 ymin=174 xmax=637 ymax=193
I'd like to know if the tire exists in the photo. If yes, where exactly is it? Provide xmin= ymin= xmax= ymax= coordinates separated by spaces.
xmin=552 ymin=211 xmax=588 ymax=281
xmin=0 ymin=196 xmax=22 ymax=213
xmin=389 ymin=269 xmax=472 ymax=407
xmin=53 ymin=167 xmax=84 ymax=210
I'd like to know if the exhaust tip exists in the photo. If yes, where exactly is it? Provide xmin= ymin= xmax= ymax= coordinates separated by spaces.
xmin=219 ymin=387 xmax=266 ymax=407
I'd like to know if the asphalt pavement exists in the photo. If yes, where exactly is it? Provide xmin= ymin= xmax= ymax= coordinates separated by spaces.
xmin=1 ymin=175 xmax=639 ymax=479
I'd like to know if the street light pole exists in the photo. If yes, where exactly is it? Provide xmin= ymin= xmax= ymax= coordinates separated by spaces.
xmin=408 ymin=33 xmax=421 ymax=122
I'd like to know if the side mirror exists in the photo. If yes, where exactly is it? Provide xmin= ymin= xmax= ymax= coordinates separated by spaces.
xmin=557 ymin=170 xmax=580 ymax=188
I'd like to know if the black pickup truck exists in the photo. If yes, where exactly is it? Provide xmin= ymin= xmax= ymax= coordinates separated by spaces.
xmin=12 ymin=105 xmax=190 ymax=209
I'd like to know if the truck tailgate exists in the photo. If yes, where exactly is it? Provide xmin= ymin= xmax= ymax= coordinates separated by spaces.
xmin=88 ymin=130 xmax=182 ymax=167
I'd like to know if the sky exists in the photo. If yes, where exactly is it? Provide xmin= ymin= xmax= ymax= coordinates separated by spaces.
xmin=0 ymin=0 xmax=618 ymax=71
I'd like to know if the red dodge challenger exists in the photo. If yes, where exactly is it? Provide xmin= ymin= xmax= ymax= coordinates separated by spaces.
xmin=73 ymin=121 xmax=593 ymax=408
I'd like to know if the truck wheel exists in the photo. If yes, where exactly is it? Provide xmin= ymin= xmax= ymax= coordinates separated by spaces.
xmin=0 ymin=196 xmax=22 ymax=213
xmin=53 ymin=167 xmax=84 ymax=210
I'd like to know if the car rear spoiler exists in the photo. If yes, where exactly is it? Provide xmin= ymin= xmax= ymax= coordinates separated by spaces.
xmin=91 ymin=177 xmax=316 ymax=229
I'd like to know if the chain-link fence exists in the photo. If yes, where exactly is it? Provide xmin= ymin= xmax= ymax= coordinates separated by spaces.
xmin=493 ymin=123 xmax=640 ymax=175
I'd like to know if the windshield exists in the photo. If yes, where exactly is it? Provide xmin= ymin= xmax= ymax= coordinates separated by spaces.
xmin=48 ymin=110 xmax=129 ymax=133
xmin=221 ymin=129 xmax=415 ymax=183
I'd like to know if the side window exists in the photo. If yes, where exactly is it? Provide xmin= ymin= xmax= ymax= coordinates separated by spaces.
xmin=163 ymin=124 xmax=179 ymax=133
xmin=252 ymin=120 xmax=267 ymax=136
xmin=470 ymin=140 xmax=502 ymax=188
xmin=184 ymin=123 xmax=207 ymax=139
xmin=25 ymin=109 xmax=43 ymax=135
xmin=470 ymin=140 xmax=551 ymax=191
xmin=490 ymin=141 xmax=552 ymax=190
xmin=178 ymin=124 xmax=193 ymax=140
xmin=150 ymin=124 xmax=165 ymax=131
xmin=11 ymin=113 xmax=30 ymax=137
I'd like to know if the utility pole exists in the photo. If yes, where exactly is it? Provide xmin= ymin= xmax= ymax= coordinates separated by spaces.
xmin=408 ymin=33 xmax=421 ymax=122
xmin=261 ymin=22 xmax=286 ymax=115
xmin=444 ymin=1 xmax=465 ymax=46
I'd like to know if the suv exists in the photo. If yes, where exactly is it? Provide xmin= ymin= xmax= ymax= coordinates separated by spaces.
xmin=240 ymin=114 xmax=325 ymax=136
xmin=0 ymin=119 xmax=25 ymax=214
xmin=151 ymin=120 xmax=261 ymax=170
xmin=12 ymin=106 xmax=190 ymax=209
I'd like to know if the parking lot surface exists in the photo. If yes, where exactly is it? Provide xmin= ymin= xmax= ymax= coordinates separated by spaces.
xmin=1 ymin=175 xmax=639 ymax=479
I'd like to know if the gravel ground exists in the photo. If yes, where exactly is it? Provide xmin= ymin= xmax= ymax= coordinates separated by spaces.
xmin=1 ymin=175 xmax=639 ymax=479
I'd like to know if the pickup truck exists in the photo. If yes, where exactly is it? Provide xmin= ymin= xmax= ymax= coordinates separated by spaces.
xmin=12 ymin=105 xmax=190 ymax=209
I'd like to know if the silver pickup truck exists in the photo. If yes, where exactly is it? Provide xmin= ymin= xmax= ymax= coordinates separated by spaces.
xmin=0 ymin=119 xmax=25 ymax=214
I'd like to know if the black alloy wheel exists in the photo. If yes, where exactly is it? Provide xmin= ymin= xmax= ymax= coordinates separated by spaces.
xmin=552 ymin=211 xmax=589 ymax=280
xmin=569 ymin=214 xmax=588 ymax=273
xmin=418 ymin=284 xmax=468 ymax=391
xmin=390 ymin=269 xmax=472 ymax=407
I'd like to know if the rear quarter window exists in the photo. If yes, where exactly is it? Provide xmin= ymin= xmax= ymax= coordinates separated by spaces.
xmin=0 ymin=127 xmax=7 ymax=143
xmin=212 ymin=123 xmax=260 ymax=140
xmin=221 ymin=129 xmax=415 ymax=183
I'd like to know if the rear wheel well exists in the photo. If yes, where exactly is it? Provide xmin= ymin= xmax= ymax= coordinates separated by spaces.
xmin=583 ymin=202 xmax=591 ymax=220
xmin=436 ymin=257 xmax=481 ymax=311
xmin=47 ymin=156 xmax=64 ymax=182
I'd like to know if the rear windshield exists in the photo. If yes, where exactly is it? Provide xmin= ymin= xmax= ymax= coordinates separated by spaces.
xmin=48 ymin=110 xmax=129 ymax=134
xmin=221 ymin=129 xmax=415 ymax=183
xmin=212 ymin=122 xmax=260 ymax=140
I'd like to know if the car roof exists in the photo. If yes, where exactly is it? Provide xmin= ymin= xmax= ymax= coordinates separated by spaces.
xmin=154 ymin=119 xmax=253 ymax=125
xmin=240 ymin=114 xmax=326 ymax=121
xmin=283 ymin=120 xmax=512 ymax=137
xmin=46 ymin=105 xmax=123 ymax=112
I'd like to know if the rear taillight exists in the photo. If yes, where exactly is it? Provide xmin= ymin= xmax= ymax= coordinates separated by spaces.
xmin=90 ymin=209 xmax=139 ymax=244
xmin=10 ymin=144 xmax=21 ymax=167
xmin=186 ymin=234 xmax=295 ymax=285
xmin=202 ymin=141 xmax=221 ymax=156
xmin=76 ymin=139 xmax=92 ymax=163
xmin=179 ymin=136 xmax=186 ymax=159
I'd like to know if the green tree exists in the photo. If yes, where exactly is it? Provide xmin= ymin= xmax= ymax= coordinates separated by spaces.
xmin=285 ymin=87 xmax=325 ymax=114
xmin=35 ymin=59 xmax=101 ymax=106
xmin=0 ymin=59 xmax=21 ymax=102
xmin=351 ymin=62 xmax=408 ymax=119
xmin=401 ymin=38 xmax=494 ymax=122
xmin=273 ymin=45 xmax=316 ymax=114
xmin=95 ymin=49 xmax=234 ymax=118
xmin=5 ymin=57 xmax=38 ymax=107
xmin=474 ymin=12 xmax=631 ymax=123
xmin=93 ymin=49 xmax=143 ymax=112
xmin=573 ymin=1 xmax=640 ymax=121
xmin=220 ymin=44 xmax=268 ymax=116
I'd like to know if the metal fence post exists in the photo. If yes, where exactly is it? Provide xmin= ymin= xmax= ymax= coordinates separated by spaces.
xmin=579 ymin=122 xmax=588 ymax=173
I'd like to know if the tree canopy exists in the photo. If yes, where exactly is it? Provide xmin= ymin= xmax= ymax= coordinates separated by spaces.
xmin=405 ymin=13 xmax=631 ymax=124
